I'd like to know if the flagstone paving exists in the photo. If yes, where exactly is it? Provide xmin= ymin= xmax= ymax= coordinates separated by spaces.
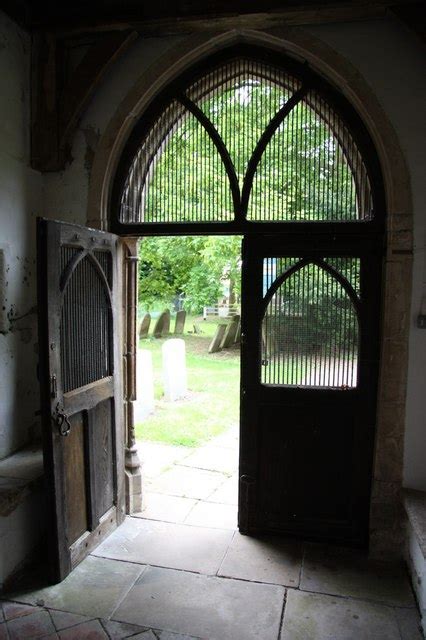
xmin=2 ymin=427 xmax=422 ymax=639
xmin=136 ymin=427 xmax=239 ymax=528
xmin=2 ymin=517 xmax=422 ymax=639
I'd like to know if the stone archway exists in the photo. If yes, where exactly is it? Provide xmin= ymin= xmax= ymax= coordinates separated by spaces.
xmin=87 ymin=27 xmax=413 ymax=558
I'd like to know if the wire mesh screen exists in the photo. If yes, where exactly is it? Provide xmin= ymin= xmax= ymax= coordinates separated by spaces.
xmin=120 ymin=100 xmax=233 ymax=223
xmin=324 ymin=257 xmax=361 ymax=296
xmin=60 ymin=250 xmax=112 ymax=393
xmin=93 ymin=249 xmax=113 ymax=288
xmin=118 ymin=56 xmax=373 ymax=225
xmin=188 ymin=59 xmax=300 ymax=188
xmin=248 ymin=92 xmax=372 ymax=221
xmin=261 ymin=261 xmax=359 ymax=388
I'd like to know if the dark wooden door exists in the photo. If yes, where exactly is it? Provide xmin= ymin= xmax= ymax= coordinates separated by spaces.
xmin=37 ymin=219 xmax=125 ymax=582
xmin=239 ymin=234 xmax=383 ymax=548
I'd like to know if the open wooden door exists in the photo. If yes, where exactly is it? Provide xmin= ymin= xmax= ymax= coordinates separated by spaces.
xmin=239 ymin=233 xmax=382 ymax=548
xmin=37 ymin=219 xmax=125 ymax=582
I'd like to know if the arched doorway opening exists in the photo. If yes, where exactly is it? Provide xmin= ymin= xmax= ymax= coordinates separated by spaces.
xmin=111 ymin=43 xmax=385 ymax=547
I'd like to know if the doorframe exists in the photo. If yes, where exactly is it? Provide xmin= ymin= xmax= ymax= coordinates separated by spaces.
xmin=86 ymin=28 xmax=413 ymax=558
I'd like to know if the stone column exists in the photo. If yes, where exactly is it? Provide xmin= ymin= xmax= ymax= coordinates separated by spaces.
xmin=122 ymin=238 xmax=142 ymax=513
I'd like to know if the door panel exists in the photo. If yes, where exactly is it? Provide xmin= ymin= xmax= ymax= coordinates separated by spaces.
xmin=63 ymin=413 xmax=88 ymax=544
xmin=37 ymin=219 xmax=125 ymax=582
xmin=239 ymin=234 xmax=382 ymax=547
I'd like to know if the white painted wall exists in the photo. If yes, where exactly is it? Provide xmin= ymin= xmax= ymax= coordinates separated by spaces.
xmin=0 ymin=12 xmax=42 ymax=459
xmin=306 ymin=19 xmax=426 ymax=490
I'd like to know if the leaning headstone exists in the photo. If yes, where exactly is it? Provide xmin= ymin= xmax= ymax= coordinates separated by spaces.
xmin=139 ymin=313 xmax=151 ymax=339
xmin=174 ymin=309 xmax=186 ymax=335
xmin=208 ymin=324 xmax=227 ymax=353
xmin=162 ymin=338 xmax=187 ymax=401
xmin=134 ymin=349 xmax=155 ymax=422
xmin=153 ymin=309 xmax=169 ymax=338
xmin=234 ymin=317 xmax=241 ymax=343
xmin=221 ymin=315 xmax=240 ymax=349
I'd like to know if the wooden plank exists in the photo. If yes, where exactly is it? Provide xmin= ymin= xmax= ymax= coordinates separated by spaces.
xmin=63 ymin=411 xmax=88 ymax=546
xmin=87 ymin=398 xmax=115 ymax=528
xmin=36 ymin=3 xmax=394 ymax=36
xmin=63 ymin=376 xmax=114 ymax=414
xmin=70 ymin=506 xmax=118 ymax=568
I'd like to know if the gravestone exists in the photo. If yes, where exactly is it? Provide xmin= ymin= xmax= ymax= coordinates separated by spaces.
xmin=174 ymin=309 xmax=186 ymax=335
xmin=234 ymin=317 xmax=241 ymax=343
xmin=134 ymin=349 xmax=155 ymax=422
xmin=139 ymin=313 xmax=151 ymax=339
xmin=153 ymin=309 xmax=170 ymax=338
xmin=162 ymin=338 xmax=187 ymax=401
xmin=162 ymin=309 xmax=171 ymax=336
xmin=221 ymin=315 xmax=240 ymax=349
xmin=208 ymin=324 xmax=227 ymax=353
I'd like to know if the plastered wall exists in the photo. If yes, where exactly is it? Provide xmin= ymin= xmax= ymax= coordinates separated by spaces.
xmin=0 ymin=12 xmax=42 ymax=459
xmin=306 ymin=19 xmax=426 ymax=490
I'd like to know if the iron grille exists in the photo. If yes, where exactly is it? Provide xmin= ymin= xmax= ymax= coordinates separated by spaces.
xmin=261 ymin=259 xmax=359 ymax=388
xmin=60 ymin=249 xmax=112 ymax=393
xmin=119 ymin=56 xmax=373 ymax=225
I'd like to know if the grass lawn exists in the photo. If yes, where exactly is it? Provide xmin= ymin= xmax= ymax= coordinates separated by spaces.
xmin=135 ymin=316 xmax=240 ymax=447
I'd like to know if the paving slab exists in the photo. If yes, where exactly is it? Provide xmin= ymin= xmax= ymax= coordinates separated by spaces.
xmin=210 ymin=430 xmax=239 ymax=450
xmin=281 ymin=590 xmax=401 ymax=640
xmin=136 ymin=491 xmax=197 ymax=524
xmin=148 ymin=465 xmax=226 ymax=500
xmin=2 ymin=601 xmax=38 ymax=621
xmin=139 ymin=442 xmax=189 ymax=479
xmin=219 ymin=532 xmax=302 ymax=587
xmin=394 ymin=606 xmax=423 ymax=640
xmin=100 ymin=619 xmax=149 ymax=639
xmin=9 ymin=556 xmax=144 ymax=619
xmin=58 ymin=619 xmax=108 ymax=639
xmin=301 ymin=544 xmax=415 ymax=607
xmin=93 ymin=517 xmax=233 ymax=575
xmin=184 ymin=501 xmax=237 ymax=530
xmin=49 ymin=610 xmax=92 ymax=631
xmin=206 ymin=475 xmax=238 ymax=505
xmin=155 ymin=631 xmax=202 ymax=640
xmin=178 ymin=445 xmax=238 ymax=475
xmin=7 ymin=609 xmax=56 ymax=639
xmin=113 ymin=565 xmax=285 ymax=640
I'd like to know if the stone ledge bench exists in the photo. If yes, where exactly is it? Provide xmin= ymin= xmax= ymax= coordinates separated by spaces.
xmin=404 ymin=488 xmax=426 ymax=637
xmin=0 ymin=445 xmax=45 ymax=590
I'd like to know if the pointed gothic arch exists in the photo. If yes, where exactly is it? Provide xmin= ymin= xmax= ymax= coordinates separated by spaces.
xmin=85 ymin=28 xmax=412 ymax=557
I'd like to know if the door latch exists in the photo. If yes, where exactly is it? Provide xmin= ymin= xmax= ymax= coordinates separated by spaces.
xmin=50 ymin=374 xmax=57 ymax=398
xmin=52 ymin=403 xmax=71 ymax=436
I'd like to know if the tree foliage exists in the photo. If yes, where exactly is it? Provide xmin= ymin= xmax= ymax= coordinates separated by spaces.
xmin=138 ymin=74 xmax=362 ymax=337
xmin=138 ymin=236 xmax=242 ymax=313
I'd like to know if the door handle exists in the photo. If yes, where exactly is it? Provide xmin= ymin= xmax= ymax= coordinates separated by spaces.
xmin=52 ymin=403 xmax=72 ymax=436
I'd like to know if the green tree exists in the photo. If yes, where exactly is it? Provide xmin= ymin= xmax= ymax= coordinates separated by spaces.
xmin=138 ymin=236 xmax=241 ymax=314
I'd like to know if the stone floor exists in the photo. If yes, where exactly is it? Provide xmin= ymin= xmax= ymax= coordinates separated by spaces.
xmin=1 ymin=517 xmax=422 ymax=639
xmin=135 ymin=426 xmax=239 ymax=531
xmin=1 ymin=429 xmax=423 ymax=639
